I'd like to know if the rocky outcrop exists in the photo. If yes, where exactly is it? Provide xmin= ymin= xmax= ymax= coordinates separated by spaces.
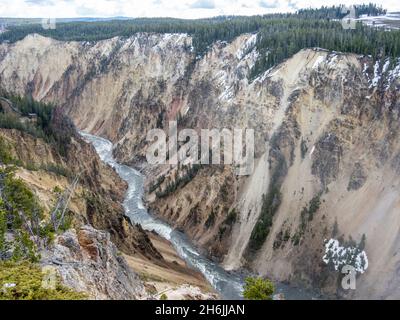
xmin=0 ymin=111 xmax=164 ymax=298
xmin=155 ymin=284 xmax=218 ymax=300
xmin=41 ymin=225 xmax=148 ymax=300
xmin=1 ymin=33 xmax=400 ymax=299
xmin=0 ymin=125 xmax=161 ymax=261
xmin=347 ymin=162 xmax=367 ymax=191
xmin=0 ymin=98 xmax=215 ymax=299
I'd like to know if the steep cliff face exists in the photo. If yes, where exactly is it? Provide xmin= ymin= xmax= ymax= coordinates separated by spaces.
xmin=246 ymin=52 xmax=400 ymax=299
xmin=0 ymin=120 xmax=159 ymax=298
xmin=41 ymin=225 xmax=148 ymax=300
xmin=0 ymin=123 xmax=160 ymax=261
xmin=0 ymin=106 xmax=211 ymax=299
xmin=0 ymin=33 xmax=193 ymax=161
xmin=1 ymin=33 xmax=400 ymax=298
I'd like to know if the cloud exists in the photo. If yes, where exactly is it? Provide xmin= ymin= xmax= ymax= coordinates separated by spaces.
xmin=76 ymin=5 xmax=98 ymax=16
xmin=287 ymin=0 xmax=299 ymax=9
xmin=190 ymin=0 xmax=215 ymax=9
xmin=259 ymin=0 xmax=278 ymax=9
xmin=24 ymin=0 xmax=54 ymax=5
xmin=0 ymin=0 xmax=399 ymax=19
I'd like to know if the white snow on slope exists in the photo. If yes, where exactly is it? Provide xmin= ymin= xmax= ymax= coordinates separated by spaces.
xmin=387 ymin=59 xmax=400 ymax=88
xmin=312 ymin=55 xmax=325 ymax=70
xmin=323 ymin=238 xmax=368 ymax=274
xmin=370 ymin=60 xmax=381 ymax=87
xmin=236 ymin=33 xmax=257 ymax=60
xmin=366 ymin=58 xmax=400 ymax=89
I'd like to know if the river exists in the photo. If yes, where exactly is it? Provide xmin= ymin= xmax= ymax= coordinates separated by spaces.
xmin=81 ymin=132 xmax=320 ymax=300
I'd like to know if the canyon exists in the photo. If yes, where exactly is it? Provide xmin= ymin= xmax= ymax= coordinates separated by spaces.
xmin=0 ymin=103 xmax=214 ymax=299
xmin=1 ymin=32 xmax=400 ymax=299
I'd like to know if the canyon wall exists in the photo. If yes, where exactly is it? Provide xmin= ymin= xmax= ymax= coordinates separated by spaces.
xmin=1 ymin=33 xmax=400 ymax=298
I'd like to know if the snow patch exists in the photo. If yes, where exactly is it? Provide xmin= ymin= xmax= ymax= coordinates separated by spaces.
xmin=367 ymin=58 xmax=400 ymax=90
xmin=236 ymin=33 xmax=257 ymax=60
xmin=386 ymin=58 xmax=400 ymax=88
xmin=312 ymin=55 xmax=325 ymax=70
xmin=362 ymin=63 xmax=369 ymax=78
xmin=327 ymin=54 xmax=338 ymax=68
xmin=370 ymin=60 xmax=381 ymax=87
xmin=253 ymin=65 xmax=277 ymax=84
xmin=323 ymin=238 xmax=368 ymax=274
xmin=382 ymin=59 xmax=390 ymax=73
xmin=162 ymin=33 xmax=174 ymax=41
xmin=244 ymin=49 xmax=259 ymax=70
xmin=215 ymin=70 xmax=234 ymax=103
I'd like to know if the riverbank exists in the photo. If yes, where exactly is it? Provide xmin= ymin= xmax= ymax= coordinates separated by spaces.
xmin=80 ymin=131 xmax=233 ymax=298
xmin=80 ymin=132 xmax=246 ymax=298
xmin=124 ymin=231 xmax=218 ymax=299
xmin=80 ymin=131 xmax=323 ymax=300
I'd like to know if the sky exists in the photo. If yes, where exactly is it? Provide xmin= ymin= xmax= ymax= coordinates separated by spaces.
xmin=0 ymin=0 xmax=398 ymax=19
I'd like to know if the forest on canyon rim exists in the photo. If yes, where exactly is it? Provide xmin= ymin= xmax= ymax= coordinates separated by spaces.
xmin=0 ymin=3 xmax=400 ymax=300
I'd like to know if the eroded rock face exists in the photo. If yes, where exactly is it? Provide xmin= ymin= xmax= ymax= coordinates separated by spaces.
xmin=41 ymin=225 xmax=148 ymax=300
xmin=347 ymin=163 xmax=367 ymax=191
xmin=311 ymin=132 xmax=343 ymax=188
xmin=0 ymin=124 xmax=162 ymax=262
xmin=0 ymin=110 xmax=164 ymax=299
xmin=2 ymin=33 xmax=400 ymax=299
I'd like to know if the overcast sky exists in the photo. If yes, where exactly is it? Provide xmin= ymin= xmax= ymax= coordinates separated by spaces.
xmin=0 ymin=0 xmax=398 ymax=19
